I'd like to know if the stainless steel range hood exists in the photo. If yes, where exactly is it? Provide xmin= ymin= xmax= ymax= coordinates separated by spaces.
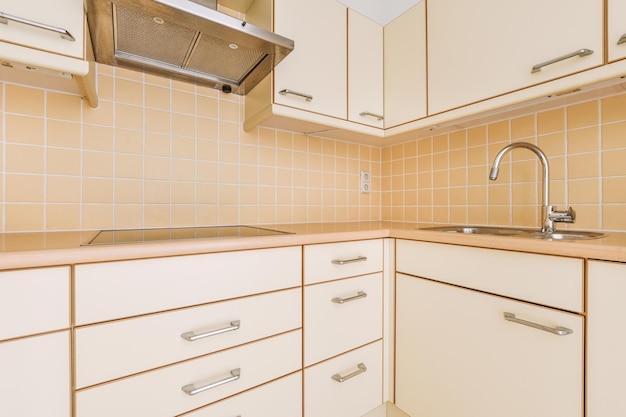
xmin=86 ymin=0 xmax=294 ymax=95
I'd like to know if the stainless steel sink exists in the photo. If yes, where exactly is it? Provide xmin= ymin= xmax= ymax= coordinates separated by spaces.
xmin=420 ymin=226 xmax=532 ymax=236
xmin=526 ymin=230 xmax=605 ymax=240
xmin=420 ymin=225 xmax=605 ymax=240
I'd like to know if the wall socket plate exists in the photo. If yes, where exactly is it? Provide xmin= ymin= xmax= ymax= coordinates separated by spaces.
xmin=360 ymin=171 xmax=371 ymax=193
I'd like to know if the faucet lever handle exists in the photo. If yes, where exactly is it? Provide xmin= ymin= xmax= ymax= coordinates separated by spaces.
xmin=549 ymin=206 xmax=576 ymax=223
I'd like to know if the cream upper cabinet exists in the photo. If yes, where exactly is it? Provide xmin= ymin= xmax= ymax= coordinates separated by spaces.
xmin=0 ymin=0 xmax=85 ymax=59
xmin=273 ymin=0 xmax=347 ymax=118
xmin=383 ymin=2 xmax=427 ymax=128
xmin=348 ymin=9 xmax=384 ymax=128
xmin=608 ymin=0 xmax=626 ymax=62
xmin=587 ymin=260 xmax=626 ymax=417
xmin=427 ymin=0 xmax=603 ymax=114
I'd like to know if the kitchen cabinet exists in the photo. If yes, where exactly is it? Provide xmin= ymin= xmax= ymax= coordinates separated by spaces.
xmin=348 ymin=9 xmax=384 ymax=128
xmin=383 ymin=2 xmax=426 ymax=128
xmin=427 ymin=0 xmax=602 ymax=114
xmin=272 ymin=0 xmax=347 ymax=118
xmin=0 ymin=0 xmax=98 ymax=106
xmin=608 ymin=0 xmax=626 ymax=62
xmin=395 ymin=240 xmax=584 ymax=417
xmin=303 ymin=239 xmax=385 ymax=417
xmin=0 ymin=267 xmax=71 ymax=417
xmin=74 ymin=246 xmax=302 ymax=417
xmin=587 ymin=260 xmax=626 ymax=417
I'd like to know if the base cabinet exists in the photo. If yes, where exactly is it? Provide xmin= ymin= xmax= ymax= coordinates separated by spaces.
xmin=396 ymin=274 xmax=583 ymax=417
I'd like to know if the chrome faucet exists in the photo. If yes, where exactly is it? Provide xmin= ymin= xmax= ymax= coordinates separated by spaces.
xmin=489 ymin=142 xmax=575 ymax=233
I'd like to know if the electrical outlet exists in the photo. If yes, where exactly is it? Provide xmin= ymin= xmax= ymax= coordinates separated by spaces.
xmin=360 ymin=171 xmax=371 ymax=193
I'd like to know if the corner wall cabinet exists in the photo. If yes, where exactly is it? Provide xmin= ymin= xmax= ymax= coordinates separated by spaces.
xmin=395 ymin=240 xmax=584 ymax=417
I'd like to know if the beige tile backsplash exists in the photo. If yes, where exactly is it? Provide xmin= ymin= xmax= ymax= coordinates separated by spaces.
xmin=1 ymin=64 xmax=625 ymax=232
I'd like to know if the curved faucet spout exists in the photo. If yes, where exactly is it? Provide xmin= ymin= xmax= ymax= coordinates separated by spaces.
xmin=489 ymin=142 xmax=552 ymax=232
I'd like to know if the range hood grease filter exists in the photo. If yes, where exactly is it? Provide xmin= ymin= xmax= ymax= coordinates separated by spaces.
xmin=87 ymin=0 xmax=294 ymax=95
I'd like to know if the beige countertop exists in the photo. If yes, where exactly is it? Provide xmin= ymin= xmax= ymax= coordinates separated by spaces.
xmin=0 ymin=222 xmax=625 ymax=270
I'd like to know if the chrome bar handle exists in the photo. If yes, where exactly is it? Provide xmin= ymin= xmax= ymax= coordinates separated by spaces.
xmin=531 ymin=48 xmax=593 ymax=73
xmin=332 ymin=291 xmax=367 ymax=304
xmin=181 ymin=320 xmax=240 ymax=341
xmin=503 ymin=312 xmax=573 ymax=336
xmin=331 ymin=363 xmax=367 ymax=382
xmin=331 ymin=255 xmax=367 ymax=265
xmin=618 ymin=34 xmax=626 ymax=45
xmin=0 ymin=12 xmax=76 ymax=41
xmin=182 ymin=368 xmax=241 ymax=395
xmin=359 ymin=111 xmax=384 ymax=121
xmin=279 ymin=89 xmax=313 ymax=101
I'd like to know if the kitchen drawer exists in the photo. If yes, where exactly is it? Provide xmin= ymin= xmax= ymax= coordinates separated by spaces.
xmin=0 ymin=266 xmax=69 ymax=341
xmin=304 ymin=273 xmax=382 ymax=366
xmin=305 ymin=340 xmax=383 ymax=417
xmin=396 ymin=240 xmax=583 ymax=312
xmin=76 ymin=329 xmax=302 ymax=417
xmin=304 ymin=239 xmax=383 ymax=284
xmin=186 ymin=372 xmax=302 ymax=417
xmin=75 ymin=246 xmax=302 ymax=325
xmin=76 ymin=288 xmax=302 ymax=388
xmin=0 ymin=331 xmax=71 ymax=416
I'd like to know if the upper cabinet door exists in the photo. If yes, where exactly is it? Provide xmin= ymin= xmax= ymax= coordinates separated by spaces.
xmin=383 ymin=2 xmax=427 ymax=128
xmin=608 ymin=0 xmax=626 ymax=62
xmin=274 ymin=0 xmax=347 ymax=119
xmin=348 ymin=10 xmax=384 ymax=128
xmin=0 ymin=0 xmax=85 ymax=59
xmin=427 ymin=0 xmax=603 ymax=114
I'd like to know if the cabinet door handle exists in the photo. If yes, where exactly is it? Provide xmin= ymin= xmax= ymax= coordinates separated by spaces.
xmin=359 ymin=111 xmax=384 ymax=121
xmin=503 ymin=312 xmax=573 ymax=336
xmin=331 ymin=255 xmax=367 ymax=265
xmin=531 ymin=48 xmax=593 ymax=73
xmin=182 ymin=368 xmax=241 ymax=395
xmin=332 ymin=291 xmax=367 ymax=304
xmin=181 ymin=320 xmax=241 ymax=341
xmin=331 ymin=363 xmax=367 ymax=382
xmin=0 ymin=12 xmax=76 ymax=41
xmin=279 ymin=89 xmax=313 ymax=101
xmin=618 ymin=34 xmax=626 ymax=45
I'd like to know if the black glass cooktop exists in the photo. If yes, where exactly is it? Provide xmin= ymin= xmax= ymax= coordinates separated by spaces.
xmin=83 ymin=225 xmax=292 ymax=245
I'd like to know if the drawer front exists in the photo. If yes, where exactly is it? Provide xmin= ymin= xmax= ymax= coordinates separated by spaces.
xmin=76 ymin=288 xmax=302 ymax=388
xmin=0 ymin=266 xmax=70 ymax=340
xmin=0 ymin=331 xmax=71 ymax=417
xmin=304 ymin=273 xmax=382 ymax=366
xmin=304 ymin=239 xmax=383 ymax=284
xmin=75 ymin=246 xmax=302 ymax=325
xmin=76 ymin=329 xmax=302 ymax=417
xmin=0 ymin=0 xmax=85 ymax=58
xmin=305 ymin=341 xmax=383 ymax=417
xmin=186 ymin=372 xmax=302 ymax=417
xmin=396 ymin=240 xmax=583 ymax=312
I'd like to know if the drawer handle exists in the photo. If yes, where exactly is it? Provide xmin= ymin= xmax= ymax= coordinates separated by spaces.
xmin=331 ymin=256 xmax=367 ymax=265
xmin=181 ymin=320 xmax=241 ymax=341
xmin=332 ymin=291 xmax=367 ymax=304
xmin=182 ymin=368 xmax=241 ymax=395
xmin=0 ymin=12 xmax=76 ymax=41
xmin=618 ymin=34 xmax=626 ymax=45
xmin=279 ymin=89 xmax=313 ymax=101
xmin=331 ymin=363 xmax=367 ymax=383
xmin=503 ymin=312 xmax=573 ymax=336
xmin=531 ymin=48 xmax=593 ymax=73
xmin=359 ymin=111 xmax=384 ymax=121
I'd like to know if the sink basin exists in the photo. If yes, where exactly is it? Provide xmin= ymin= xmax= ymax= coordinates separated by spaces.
xmin=527 ymin=230 xmax=605 ymax=240
xmin=419 ymin=226 xmax=532 ymax=236
xmin=420 ymin=225 xmax=605 ymax=240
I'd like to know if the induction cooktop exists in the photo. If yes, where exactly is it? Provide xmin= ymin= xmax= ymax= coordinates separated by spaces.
xmin=83 ymin=225 xmax=292 ymax=245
